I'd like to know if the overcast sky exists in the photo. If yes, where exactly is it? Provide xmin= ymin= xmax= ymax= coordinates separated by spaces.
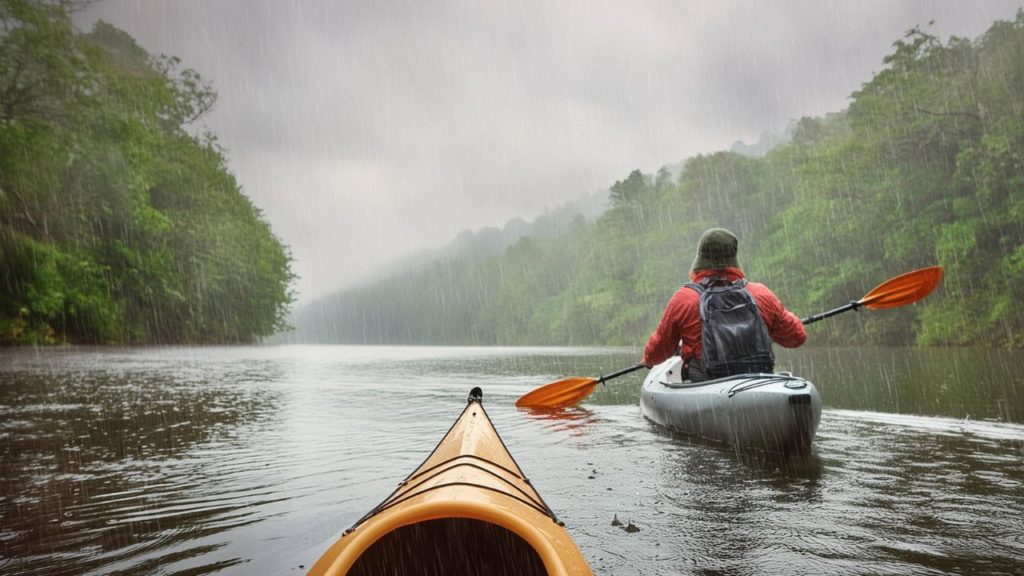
xmin=80 ymin=0 xmax=1024 ymax=302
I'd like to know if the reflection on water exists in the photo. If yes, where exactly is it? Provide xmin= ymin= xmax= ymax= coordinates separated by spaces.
xmin=646 ymin=423 xmax=827 ymax=480
xmin=0 ymin=345 xmax=1022 ymax=575
xmin=520 ymin=406 xmax=594 ymax=419
xmin=777 ymin=346 xmax=1023 ymax=424
xmin=0 ymin=349 xmax=285 ymax=575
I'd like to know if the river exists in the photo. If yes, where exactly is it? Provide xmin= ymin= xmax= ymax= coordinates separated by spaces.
xmin=1 ymin=345 xmax=1022 ymax=575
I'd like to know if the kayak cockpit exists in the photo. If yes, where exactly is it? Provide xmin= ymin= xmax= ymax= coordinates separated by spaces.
xmin=347 ymin=517 xmax=546 ymax=576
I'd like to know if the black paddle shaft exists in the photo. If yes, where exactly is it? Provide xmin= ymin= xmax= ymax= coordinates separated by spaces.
xmin=801 ymin=300 xmax=863 ymax=325
xmin=598 ymin=363 xmax=648 ymax=384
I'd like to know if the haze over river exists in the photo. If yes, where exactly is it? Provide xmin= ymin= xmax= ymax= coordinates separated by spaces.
xmin=1 ymin=346 xmax=1022 ymax=575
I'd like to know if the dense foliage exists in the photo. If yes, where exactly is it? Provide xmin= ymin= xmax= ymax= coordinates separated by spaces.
xmin=0 ymin=0 xmax=294 ymax=344
xmin=292 ymin=14 xmax=1024 ymax=348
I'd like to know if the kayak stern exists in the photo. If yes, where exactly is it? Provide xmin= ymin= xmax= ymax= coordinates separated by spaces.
xmin=640 ymin=357 xmax=823 ymax=454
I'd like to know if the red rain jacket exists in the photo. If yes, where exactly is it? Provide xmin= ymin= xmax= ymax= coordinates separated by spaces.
xmin=641 ymin=267 xmax=806 ymax=367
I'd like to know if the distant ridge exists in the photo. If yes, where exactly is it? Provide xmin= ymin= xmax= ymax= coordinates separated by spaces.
xmin=275 ymin=189 xmax=608 ymax=343
xmin=364 ymin=189 xmax=608 ymax=284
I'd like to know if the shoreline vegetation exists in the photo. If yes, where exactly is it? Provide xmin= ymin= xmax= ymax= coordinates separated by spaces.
xmin=290 ymin=12 xmax=1024 ymax=349
xmin=1 ymin=1 xmax=294 ymax=345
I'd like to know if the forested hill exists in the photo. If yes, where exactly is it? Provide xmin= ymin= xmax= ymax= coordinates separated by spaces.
xmin=289 ymin=13 xmax=1024 ymax=349
xmin=0 ymin=2 xmax=294 ymax=344
xmin=353 ymin=190 xmax=607 ymax=288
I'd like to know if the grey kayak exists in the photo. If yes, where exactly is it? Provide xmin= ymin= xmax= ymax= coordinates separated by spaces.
xmin=640 ymin=357 xmax=822 ymax=454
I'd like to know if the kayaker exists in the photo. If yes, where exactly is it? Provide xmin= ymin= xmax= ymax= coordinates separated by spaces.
xmin=641 ymin=228 xmax=806 ymax=380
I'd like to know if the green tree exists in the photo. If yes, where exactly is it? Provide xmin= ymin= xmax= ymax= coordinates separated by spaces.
xmin=1 ymin=1 xmax=294 ymax=344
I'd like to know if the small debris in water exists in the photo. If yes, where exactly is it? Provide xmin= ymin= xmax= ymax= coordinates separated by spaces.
xmin=612 ymin=514 xmax=640 ymax=533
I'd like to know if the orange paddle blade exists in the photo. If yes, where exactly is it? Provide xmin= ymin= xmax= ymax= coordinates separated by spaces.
xmin=859 ymin=266 xmax=943 ymax=309
xmin=515 ymin=377 xmax=599 ymax=409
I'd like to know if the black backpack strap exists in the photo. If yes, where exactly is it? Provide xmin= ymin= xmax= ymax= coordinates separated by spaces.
xmin=689 ymin=275 xmax=738 ymax=292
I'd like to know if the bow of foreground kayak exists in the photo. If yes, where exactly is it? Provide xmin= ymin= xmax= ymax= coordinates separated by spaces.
xmin=308 ymin=387 xmax=592 ymax=576
xmin=640 ymin=357 xmax=823 ymax=454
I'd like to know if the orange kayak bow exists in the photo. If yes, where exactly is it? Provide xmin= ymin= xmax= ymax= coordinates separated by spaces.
xmin=308 ymin=387 xmax=592 ymax=576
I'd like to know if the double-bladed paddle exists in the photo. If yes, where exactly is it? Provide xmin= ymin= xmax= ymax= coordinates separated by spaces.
xmin=515 ymin=266 xmax=944 ymax=409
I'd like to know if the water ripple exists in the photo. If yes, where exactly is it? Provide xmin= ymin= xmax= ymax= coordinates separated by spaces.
xmin=1 ymin=346 xmax=1022 ymax=575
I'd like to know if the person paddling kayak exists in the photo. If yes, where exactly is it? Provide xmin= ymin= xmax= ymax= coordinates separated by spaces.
xmin=641 ymin=228 xmax=806 ymax=381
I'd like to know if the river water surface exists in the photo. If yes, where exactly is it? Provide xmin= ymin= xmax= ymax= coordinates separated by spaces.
xmin=1 ymin=345 xmax=1022 ymax=575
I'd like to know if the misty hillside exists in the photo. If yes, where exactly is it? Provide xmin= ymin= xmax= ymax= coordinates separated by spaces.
xmin=286 ymin=13 xmax=1024 ymax=349
xmin=280 ymin=190 xmax=607 ymax=343
xmin=348 ymin=190 xmax=608 ymax=287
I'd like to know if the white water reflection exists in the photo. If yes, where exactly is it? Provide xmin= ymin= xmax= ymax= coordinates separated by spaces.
xmin=829 ymin=409 xmax=1024 ymax=442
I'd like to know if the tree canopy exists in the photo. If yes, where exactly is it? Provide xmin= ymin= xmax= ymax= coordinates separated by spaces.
xmin=0 ymin=0 xmax=294 ymax=344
